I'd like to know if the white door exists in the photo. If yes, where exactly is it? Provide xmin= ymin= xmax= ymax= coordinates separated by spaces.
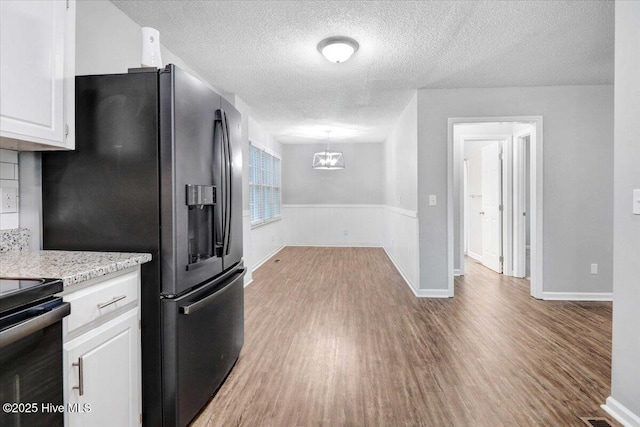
xmin=65 ymin=309 xmax=140 ymax=427
xmin=481 ymin=142 xmax=503 ymax=273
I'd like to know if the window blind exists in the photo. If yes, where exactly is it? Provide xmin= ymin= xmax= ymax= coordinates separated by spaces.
xmin=249 ymin=142 xmax=281 ymax=225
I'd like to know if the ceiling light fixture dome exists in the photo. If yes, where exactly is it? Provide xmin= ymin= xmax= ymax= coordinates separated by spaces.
xmin=317 ymin=36 xmax=359 ymax=63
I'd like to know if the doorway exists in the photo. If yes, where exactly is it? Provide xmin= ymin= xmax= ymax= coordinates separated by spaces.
xmin=461 ymin=137 xmax=508 ymax=274
xmin=447 ymin=117 xmax=543 ymax=298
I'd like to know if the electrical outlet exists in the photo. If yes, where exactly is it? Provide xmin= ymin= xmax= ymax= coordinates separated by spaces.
xmin=429 ymin=195 xmax=437 ymax=206
xmin=0 ymin=188 xmax=18 ymax=213
xmin=343 ymin=229 xmax=349 ymax=236
xmin=590 ymin=263 xmax=598 ymax=275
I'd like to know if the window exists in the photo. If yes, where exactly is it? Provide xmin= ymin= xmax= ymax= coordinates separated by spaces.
xmin=249 ymin=142 xmax=281 ymax=226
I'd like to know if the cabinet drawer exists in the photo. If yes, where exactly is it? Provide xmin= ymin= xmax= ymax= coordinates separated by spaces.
xmin=64 ymin=270 xmax=139 ymax=333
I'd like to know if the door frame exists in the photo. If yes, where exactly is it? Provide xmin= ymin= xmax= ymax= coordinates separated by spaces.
xmin=447 ymin=116 xmax=544 ymax=299
xmin=457 ymin=135 xmax=512 ymax=277
xmin=512 ymin=126 xmax=535 ymax=278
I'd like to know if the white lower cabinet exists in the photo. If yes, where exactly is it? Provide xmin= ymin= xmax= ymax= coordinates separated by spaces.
xmin=60 ymin=267 xmax=142 ymax=426
xmin=64 ymin=309 xmax=140 ymax=427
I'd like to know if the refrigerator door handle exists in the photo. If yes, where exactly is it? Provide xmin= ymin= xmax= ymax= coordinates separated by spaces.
xmin=178 ymin=267 xmax=245 ymax=315
xmin=213 ymin=111 xmax=225 ymax=255
xmin=221 ymin=110 xmax=232 ymax=256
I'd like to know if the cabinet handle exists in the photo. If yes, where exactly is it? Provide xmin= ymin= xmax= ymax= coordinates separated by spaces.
xmin=72 ymin=357 xmax=84 ymax=396
xmin=97 ymin=295 xmax=126 ymax=309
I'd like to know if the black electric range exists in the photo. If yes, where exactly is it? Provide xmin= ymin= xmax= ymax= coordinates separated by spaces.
xmin=0 ymin=277 xmax=64 ymax=313
xmin=0 ymin=277 xmax=70 ymax=427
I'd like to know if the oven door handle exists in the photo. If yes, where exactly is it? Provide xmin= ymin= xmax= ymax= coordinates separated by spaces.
xmin=0 ymin=302 xmax=70 ymax=349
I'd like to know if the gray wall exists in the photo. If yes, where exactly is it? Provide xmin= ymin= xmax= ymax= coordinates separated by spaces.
xmin=385 ymin=93 xmax=418 ymax=211
xmin=282 ymin=143 xmax=384 ymax=205
xmin=417 ymin=85 xmax=614 ymax=292
xmin=610 ymin=0 xmax=640 ymax=419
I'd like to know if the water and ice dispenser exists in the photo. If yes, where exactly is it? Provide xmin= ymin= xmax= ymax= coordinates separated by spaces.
xmin=186 ymin=185 xmax=216 ymax=265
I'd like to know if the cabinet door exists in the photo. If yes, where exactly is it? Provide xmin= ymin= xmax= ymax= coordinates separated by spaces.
xmin=0 ymin=0 xmax=75 ymax=149
xmin=64 ymin=309 xmax=140 ymax=427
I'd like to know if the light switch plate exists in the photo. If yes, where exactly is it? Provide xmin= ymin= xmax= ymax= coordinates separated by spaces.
xmin=634 ymin=189 xmax=640 ymax=215
xmin=429 ymin=195 xmax=437 ymax=206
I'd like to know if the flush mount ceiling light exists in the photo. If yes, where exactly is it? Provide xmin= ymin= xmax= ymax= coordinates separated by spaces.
xmin=317 ymin=36 xmax=359 ymax=63
xmin=313 ymin=130 xmax=345 ymax=170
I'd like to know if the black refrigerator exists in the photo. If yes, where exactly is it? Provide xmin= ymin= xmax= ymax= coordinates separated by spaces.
xmin=42 ymin=65 xmax=245 ymax=427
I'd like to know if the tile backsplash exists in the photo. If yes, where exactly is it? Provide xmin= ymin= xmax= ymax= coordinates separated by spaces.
xmin=0 ymin=149 xmax=19 ymax=229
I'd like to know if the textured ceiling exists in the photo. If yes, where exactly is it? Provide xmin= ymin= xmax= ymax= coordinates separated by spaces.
xmin=111 ymin=0 xmax=614 ymax=144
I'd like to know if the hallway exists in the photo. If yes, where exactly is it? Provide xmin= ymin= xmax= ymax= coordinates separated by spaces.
xmin=192 ymin=247 xmax=614 ymax=426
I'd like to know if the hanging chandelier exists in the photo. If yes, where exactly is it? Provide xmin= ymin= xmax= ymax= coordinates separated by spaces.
xmin=312 ymin=130 xmax=345 ymax=170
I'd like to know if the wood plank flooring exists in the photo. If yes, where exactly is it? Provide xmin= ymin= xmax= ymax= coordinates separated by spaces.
xmin=191 ymin=247 xmax=615 ymax=427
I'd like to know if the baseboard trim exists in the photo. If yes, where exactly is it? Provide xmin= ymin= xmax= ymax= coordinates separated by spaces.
xmin=282 ymin=204 xmax=384 ymax=209
xmin=454 ymin=269 xmax=462 ymax=277
xmin=243 ymin=278 xmax=254 ymax=288
xmin=467 ymin=251 xmax=483 ymax=263
xmin=252 ymin=245 xmax=286 ymax=272
xmin=602 ymin=396 xmax=640 ymax=427
xmin=383 ymin=247 xmax=417 ymax=292
xmin=541 ymin=291 xmax=613 ymax=301
xmin=285 ymin=244 xmax=382 ymax=248
xmin=415 ymin=288 xmax=453 ymax=298
xmin=383 ymin=248 xmax=451 ymax=298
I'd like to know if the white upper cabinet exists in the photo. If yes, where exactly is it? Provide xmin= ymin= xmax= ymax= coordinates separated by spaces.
xmin=0 ymin=0 xmax=75 ymax=150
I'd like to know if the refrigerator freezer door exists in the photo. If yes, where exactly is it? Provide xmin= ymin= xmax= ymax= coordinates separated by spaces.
xmin=161 ymin=266 xmax=245 ymax=427
xmin=160 ymin=65 xmax=224 ymax=295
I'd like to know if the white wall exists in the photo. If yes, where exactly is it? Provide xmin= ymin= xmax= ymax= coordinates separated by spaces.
xmin=382 ymin=93 xmax=420 ymax=290
xmin=605 ymin=2 xmax=640 ymax=425
xmin=0 ymin=149 xmax=19 ymax=229
xmin=417 ymin=85 xmax=614 ymax=294
xmin=283 ymin=205 xmax=384 ymax=247
xmin=247 ymin=117 xmax=285 ymax=278
xmin=249 ymin=116 xmax=281 ymax=155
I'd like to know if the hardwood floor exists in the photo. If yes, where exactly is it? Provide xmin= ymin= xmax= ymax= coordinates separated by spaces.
xmin=191 ymin=247 xmax=615 ymax=427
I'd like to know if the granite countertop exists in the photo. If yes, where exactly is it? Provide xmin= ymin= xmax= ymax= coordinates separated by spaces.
xmin=0 ymin=250 xmax=152 ymax=287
